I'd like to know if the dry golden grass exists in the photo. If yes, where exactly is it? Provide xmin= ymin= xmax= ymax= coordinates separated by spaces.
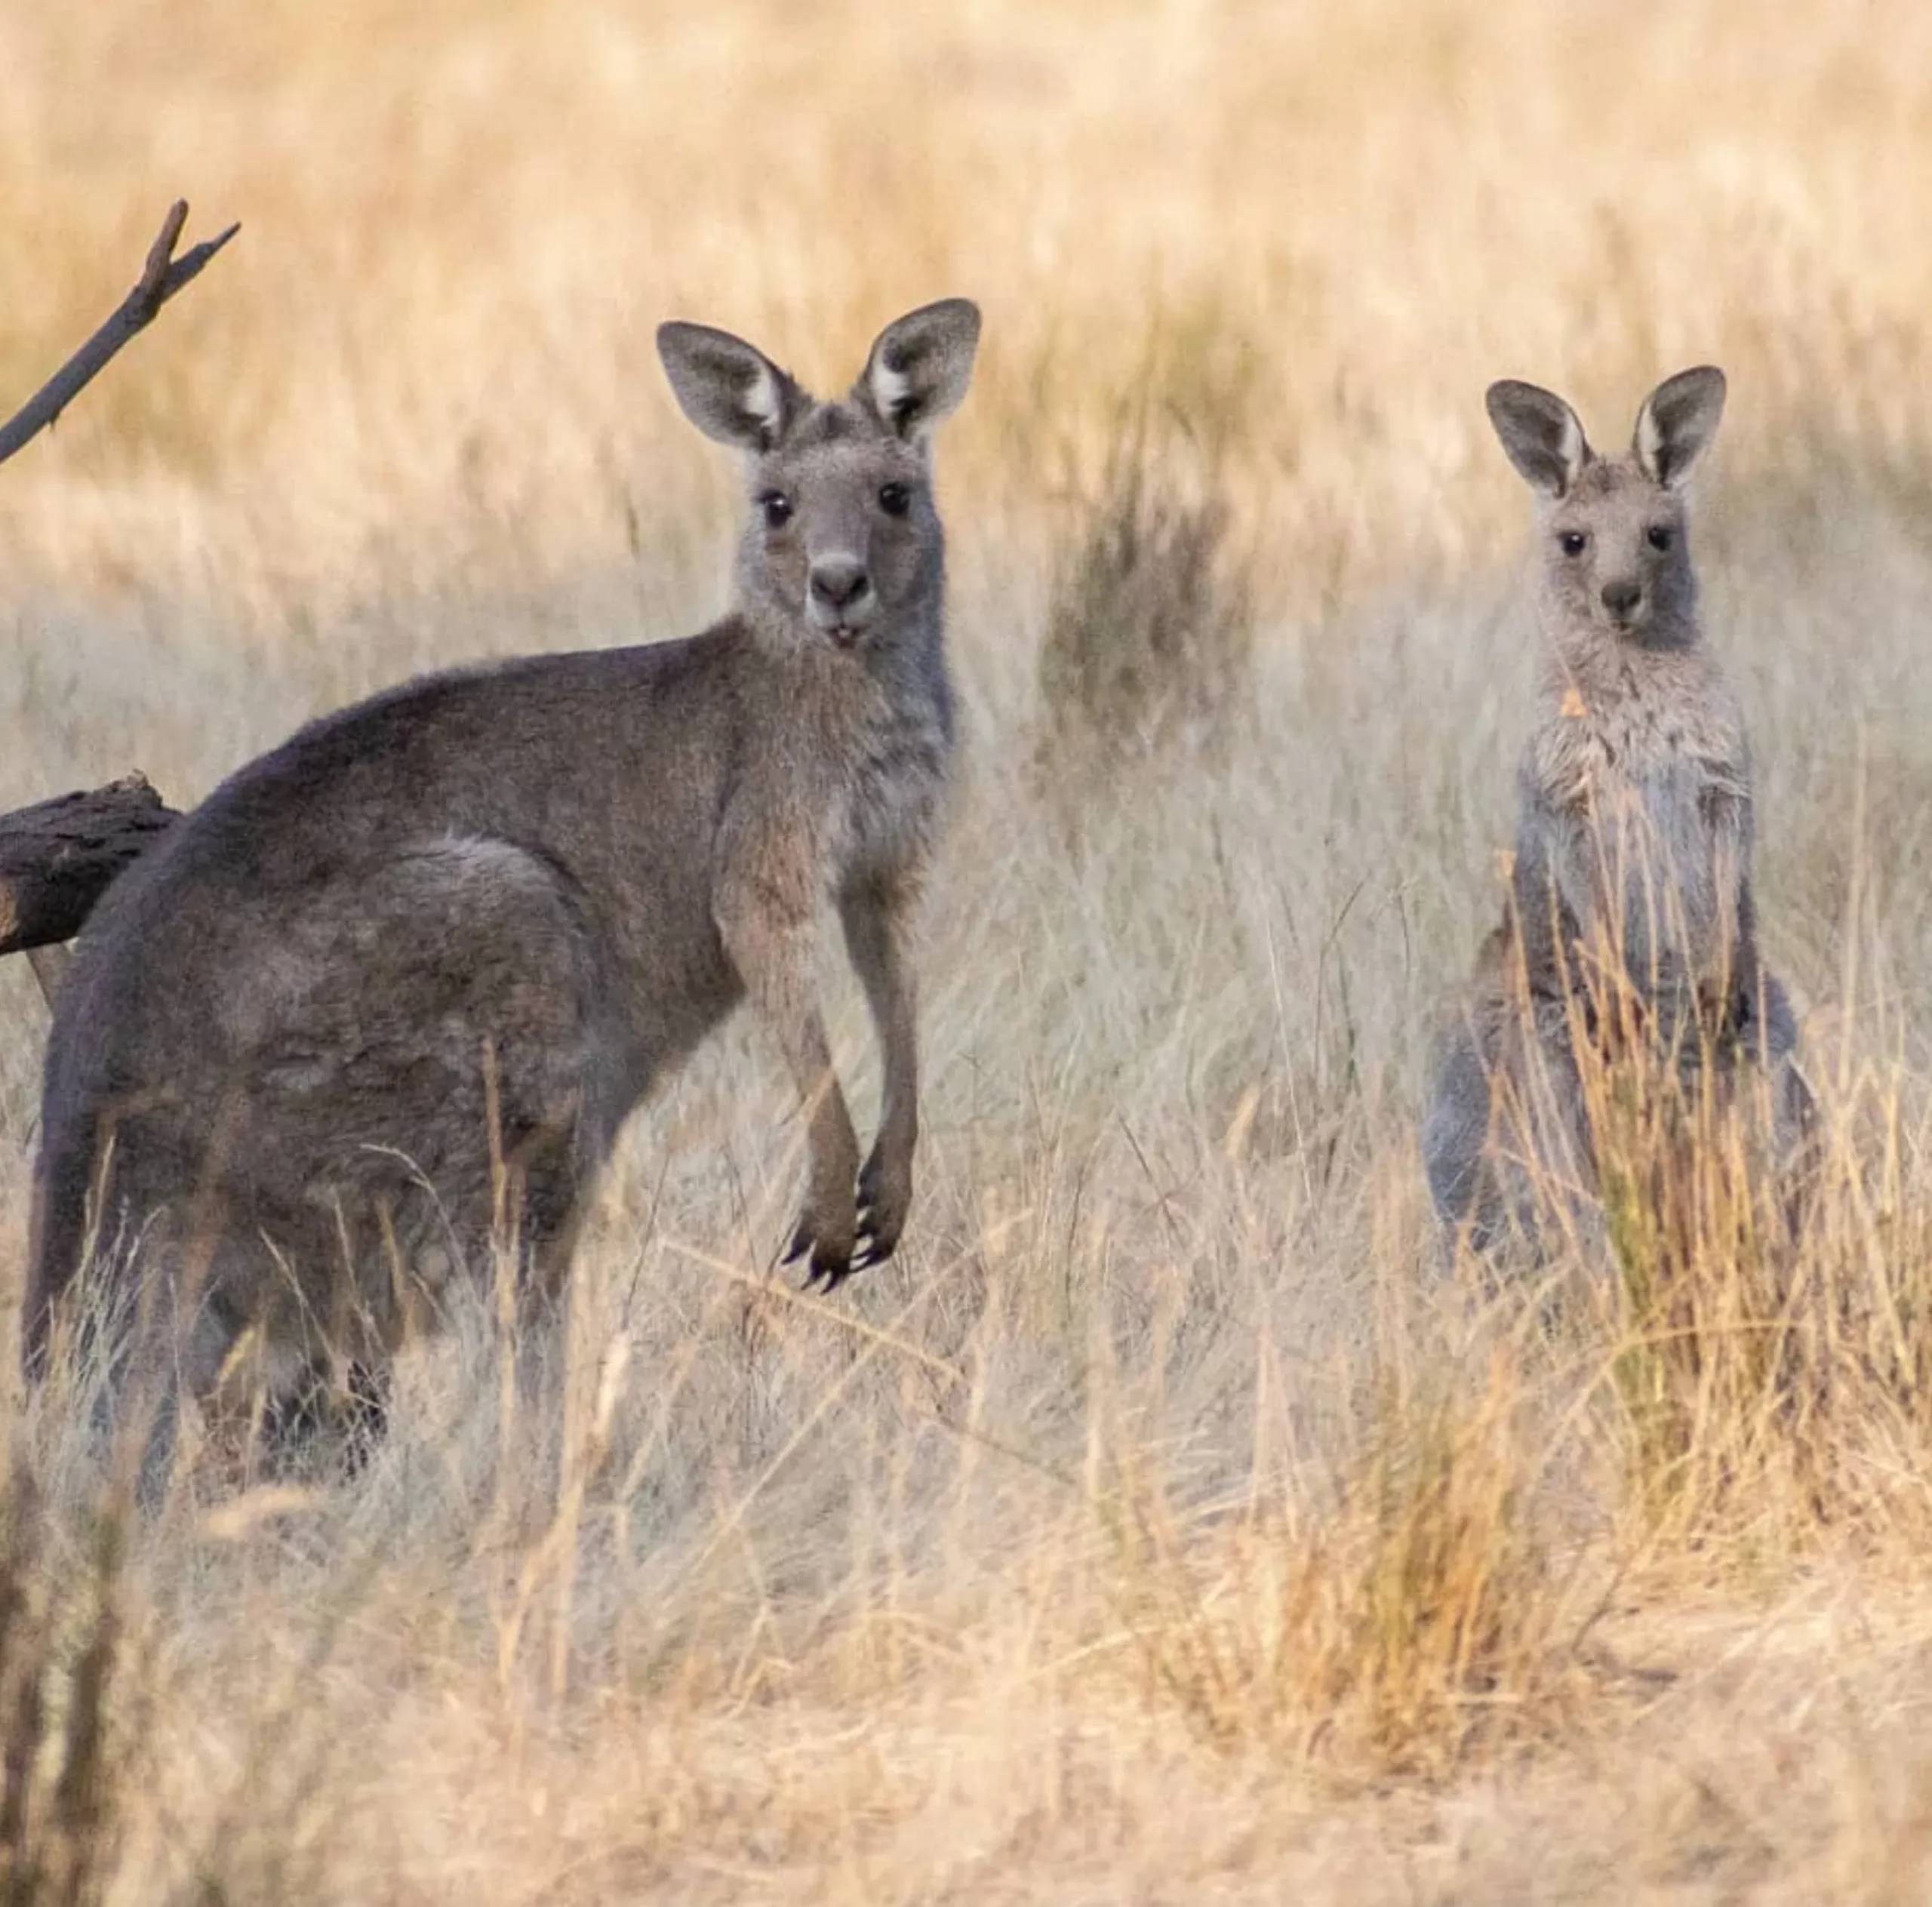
xmin=5 ymin=0 xmax=1932 ymax=1897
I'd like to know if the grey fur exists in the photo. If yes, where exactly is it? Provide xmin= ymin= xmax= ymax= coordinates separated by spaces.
xmin=26 ymin=297 xmax=983 ymax=1447
xmin=1424 ymin=367 xmax=1813 ymax=1256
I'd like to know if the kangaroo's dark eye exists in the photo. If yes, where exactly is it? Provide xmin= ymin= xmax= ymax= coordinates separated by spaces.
xmin=878 ymin=482 xmax=911 ymax=518
xmin=759 ymin=492 xmax=793 ymax=531
xmin=1559 ymin=531 xmax=1588 ymax=558
xmin=1647 ymin=524 xmax=1673 ymax=552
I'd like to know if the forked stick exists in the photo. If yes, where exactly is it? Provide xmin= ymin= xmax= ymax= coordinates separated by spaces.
xmin=0 ymin=199 xmax=240 ymax=466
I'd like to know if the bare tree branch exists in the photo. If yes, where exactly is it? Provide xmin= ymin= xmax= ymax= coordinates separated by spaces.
xmin=0 ymin=199 xmax=240 ymax=467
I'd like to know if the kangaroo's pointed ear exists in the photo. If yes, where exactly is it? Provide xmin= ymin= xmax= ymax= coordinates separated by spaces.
xmin=856 ymin=299 xmax=980 ymax=442
xmin=1486 ymin=380 xmax=1591 ymax=500
xmin=1633 ymin=365 xmax=1726 ymax=489
xmin=657 ymin=321 xmax=803 ymax=453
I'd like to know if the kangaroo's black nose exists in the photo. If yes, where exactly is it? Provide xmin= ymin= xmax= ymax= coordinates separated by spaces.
xmin=810 ymin=558 xmax=872 ymax=611
xmin=1601 ymin=578 xmax=1642 ymax=618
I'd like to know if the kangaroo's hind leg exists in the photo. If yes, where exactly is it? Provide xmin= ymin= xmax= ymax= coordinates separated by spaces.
xmin=121 ymin=837 xmax=614 ymax=1478
xmin=1423 ymin=1009 xmax=1506 ymax=1255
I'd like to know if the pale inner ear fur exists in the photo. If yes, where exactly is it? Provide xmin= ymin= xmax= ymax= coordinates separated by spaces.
xmin=858 ymin=299 xmax=980 ymax=442
xmin=869 ymin=358 xmax=913 ymax=427
xmin=1632 ymin=366 xmax=1727 ymax=490
xmin=657 ymin=320 xmax=801 ymax=454
xmin=1553 ymin=408 xmax=1586 ymax=488
xmin=742 ymin=360 xmax=788 ymax=444
xmin=1634 ymin=402 xmax=1668 ymax=480
xmin=1486 ymin=379 xmax=1592 ymax=500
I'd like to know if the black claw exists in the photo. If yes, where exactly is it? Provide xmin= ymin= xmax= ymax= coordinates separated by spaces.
xmin=808 ymin=1250 xmax=852 ymax=1293
xmin=850 ymin=1229 xmax=897 ymax=1275
xmin=788 ymin=1235 xmax=851 ymax=1293
xmin=857 ymin=1209 xmax=897 ymax=1253
xmin=783 ymin=1223 xmax=812 ymax=1266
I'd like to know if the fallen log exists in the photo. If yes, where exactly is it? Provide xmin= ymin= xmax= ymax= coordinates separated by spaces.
xmin=0 ymin=774 xmax=178 ymax=956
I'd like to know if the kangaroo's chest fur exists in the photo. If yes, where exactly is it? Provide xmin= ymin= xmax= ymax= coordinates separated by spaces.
xmin=838 ymin=681 xmax=952 ymax=886
xmin=735 ymin=629 xmax=954 ymax=905
xmin=1520 ymin=638 xmax=1753 ymax=993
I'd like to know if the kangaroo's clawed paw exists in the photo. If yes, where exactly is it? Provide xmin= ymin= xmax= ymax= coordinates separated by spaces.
xmin=784 ymin=1216 xmax=856 ymax=1292
xmin=853 ymin=1148 xmax=911 ymax=1272
xmin=785 ymin=1149 xmax=909 ymax=1291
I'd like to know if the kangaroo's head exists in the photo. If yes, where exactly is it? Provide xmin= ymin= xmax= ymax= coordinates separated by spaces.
xmin=657 ymin=300 xmax=980 ymax=654
xmin=1486 ymin=367 xmax=1726 ymax=651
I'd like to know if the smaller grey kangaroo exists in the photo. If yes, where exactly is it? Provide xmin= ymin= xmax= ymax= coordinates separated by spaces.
xmin=1423 ymin=366 xmax=1812 ymax=1254
xmin=26 ymin=297 xmax=981 ymax=1453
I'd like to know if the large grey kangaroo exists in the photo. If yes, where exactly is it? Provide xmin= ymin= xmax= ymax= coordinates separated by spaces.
xmin=26 ymin=297 xmax=981 ymax=1451
xmin=1423 ymin=366 xmax=1812 ymax=1256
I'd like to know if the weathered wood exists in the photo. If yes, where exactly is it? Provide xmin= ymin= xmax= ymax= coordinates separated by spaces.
xmin=0 ymin=774 xmax=178 ymax=955
xmin=25 ymin=944 xmax=72 ymax=1009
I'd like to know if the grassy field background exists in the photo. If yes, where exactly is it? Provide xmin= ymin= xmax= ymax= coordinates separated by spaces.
xmin=5 ymin=0 xmax=1932 ymax=1897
